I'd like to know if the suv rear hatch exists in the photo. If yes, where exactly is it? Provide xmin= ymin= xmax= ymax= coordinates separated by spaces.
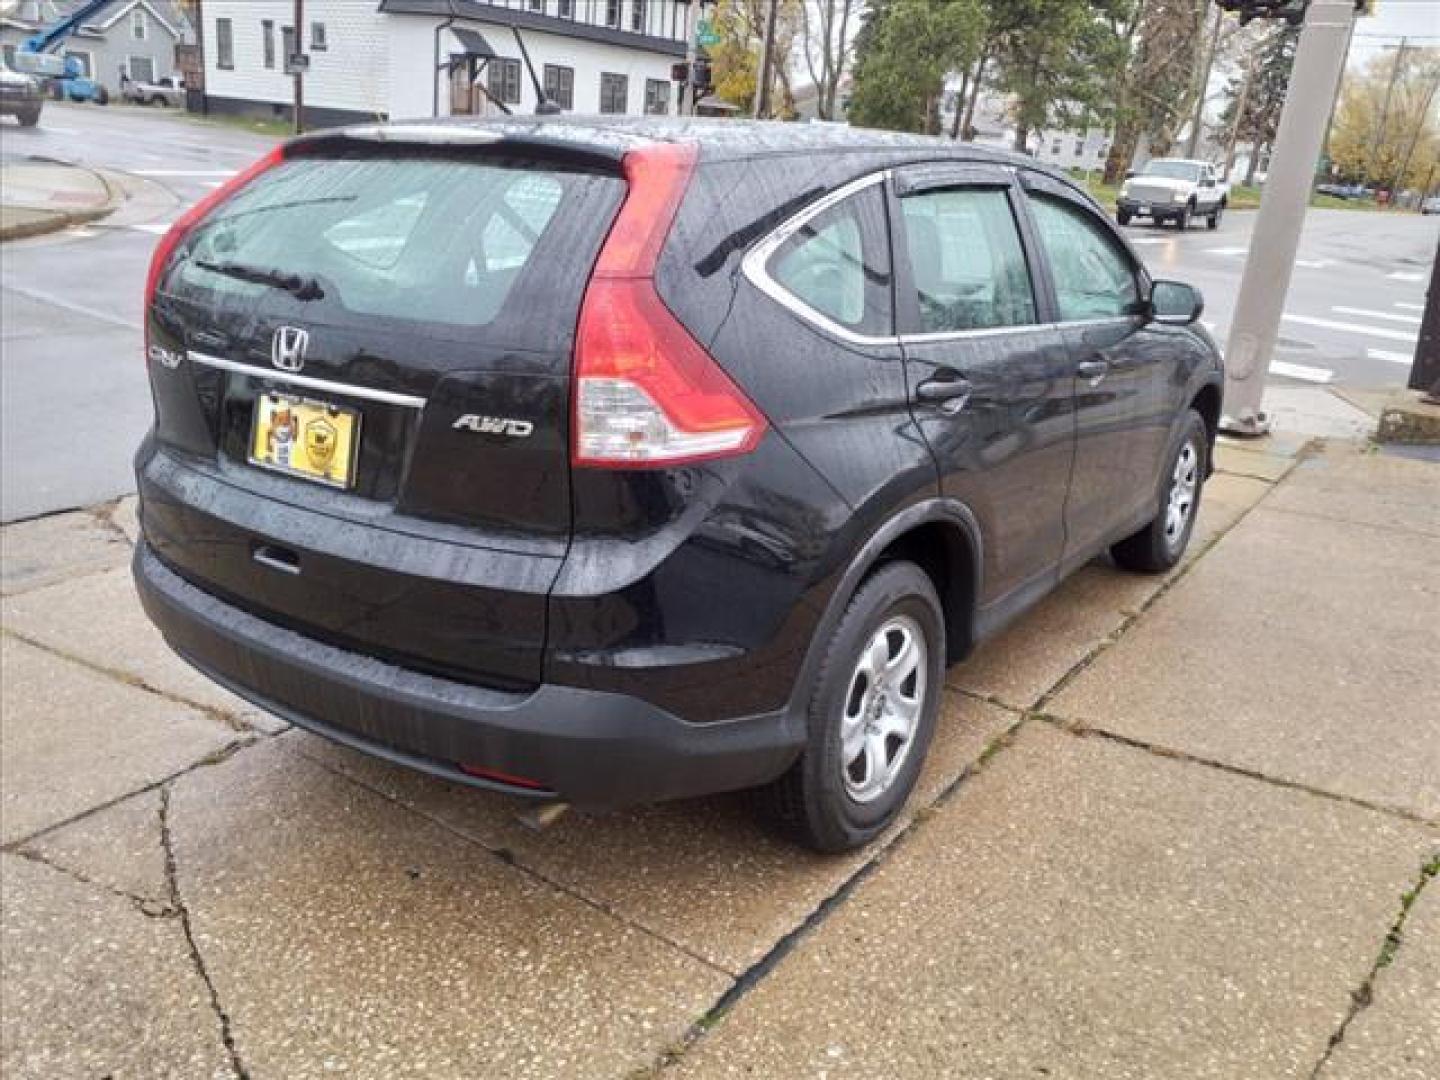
xmin=142 ymin=132 xmax=625 ymax=688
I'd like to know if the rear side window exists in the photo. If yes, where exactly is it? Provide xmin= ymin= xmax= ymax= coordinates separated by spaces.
xmin=769 ymin=184 xmax=891 ymax=336
xmin=1028 ymin=194 xmax=1139 ymax=321
xmin=899 ymin=187 xmax=1036 ymax=333
xmin=166 ymin=156 xmax=595 ymax=330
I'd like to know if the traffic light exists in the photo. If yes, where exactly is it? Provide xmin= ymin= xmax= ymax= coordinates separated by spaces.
xmin=1214 ymin=0 xmax=1371 ymax=25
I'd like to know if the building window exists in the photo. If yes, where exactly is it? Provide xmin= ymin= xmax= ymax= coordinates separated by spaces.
xmin=281 ymin=26 xmax=296 ymax=70
xmin=216 ymin=18 xmax=234 ymax=69
xmin=543 ymin=63 xmax=574 ymax=110
xmin=644 ymin=78 xmax=669 ymax=115
xmin=129 ymin=55 xmax=155 ymax=83
xmin=1074 ymin=139 xmax=1084 ymax=157
xmin=131 ymin=9 xmax=146 ymax=40
xmin=599 ymin=72 xmax=628 ymax=114
xmin=311 ymin=22 xmax=327 ymax=50
xmin=262 ymin=20 xmax=275 ymax=69
xmin=528 ymin=0 xmax=545 ymax=11
xmin=631 ymin=0 xmax=646 ymax=32
xmin=605 ymin=0 xmax=621 ymax=28
xmin=488 ymin=58 xmax=521 ymax=105
xmin=1050 ymin=139 xmax=1062 ymax=155
xmin=557 ymin=0 xmax=574 ymax=15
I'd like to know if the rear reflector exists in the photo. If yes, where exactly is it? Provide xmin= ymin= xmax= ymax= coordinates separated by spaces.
xmin=144 ymin=145 xmax=286 ymax=351
xmin=458 ymin=763 xmax=551 ymax=791
xmin=573 ymin=143 xmax=766 ymax=468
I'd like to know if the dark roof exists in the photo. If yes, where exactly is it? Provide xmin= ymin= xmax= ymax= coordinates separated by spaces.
xmin=379 ymin=0 xmax=687 ymax=58
xmin=340 ymin=115 xmax=1051 ymax=170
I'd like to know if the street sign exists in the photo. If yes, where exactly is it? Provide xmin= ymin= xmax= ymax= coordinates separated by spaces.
xmin=285 ymin=53 xmax=310 ymax=75
xmin=696 ymin=19 xmax=721 ymax=48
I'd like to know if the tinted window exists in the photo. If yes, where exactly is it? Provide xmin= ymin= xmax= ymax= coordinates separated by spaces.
xmin=167 ymin=157 xmax=591 ymax=330
xmin=770 ymin=185 xmax=891 ymax=336
xmin=1029 ymin=195 xmax=1139 ymax=321
xmin=900 ymin=187 xmax=1036 ymax=333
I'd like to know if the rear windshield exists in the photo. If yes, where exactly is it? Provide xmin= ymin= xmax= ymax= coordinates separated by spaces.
xmin=164 ymin=154 xmax=613 ymax=329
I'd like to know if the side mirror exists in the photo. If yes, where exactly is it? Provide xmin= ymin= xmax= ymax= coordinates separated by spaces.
xmin=1150 ymin=280 xmax=1204 ymax=326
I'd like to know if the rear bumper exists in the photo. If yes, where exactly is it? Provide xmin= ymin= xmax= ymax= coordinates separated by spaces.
xmin=134 ymin=542 xmax=805 ymax=807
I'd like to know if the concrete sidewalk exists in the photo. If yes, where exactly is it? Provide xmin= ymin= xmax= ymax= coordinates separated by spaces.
xmin=1 ymin=436 xmax=1436 ymax=1079
xmin=0 ymin=159 xmax=123 ymax=241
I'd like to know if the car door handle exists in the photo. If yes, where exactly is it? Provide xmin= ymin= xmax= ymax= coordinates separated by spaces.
xmin=1076 ymin=359 xmax=1109 ymax=382
xmin=916 ymin=375 xmax=974 ymax=404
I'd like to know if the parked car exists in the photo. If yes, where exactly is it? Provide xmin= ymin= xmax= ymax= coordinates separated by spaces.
xmin=1421 ymin=195 xmax=1440 ymax=216
xmin=123 ymin=74 xmax=184 ymax=107
xmin=134 ymin=120 xmax=1223 ymax=852
xmin=1117 ymin=158 xmax=1229 ymax=229
xmin=0 ymin=62 xmax=43 ymax=127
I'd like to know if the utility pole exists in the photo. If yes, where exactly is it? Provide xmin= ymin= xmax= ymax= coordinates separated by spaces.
xmin=1221 ymin=0 xmax=1359 ymax=435
xmin=1364 ymin=36 xmax=1406 ymax=185
xmin=1319 ymin=9 xmax=1355 ymax=168
xmin=1388 ymin=72 xmax=1440 ymax=198
xmin=292 ymin=0 xmax=304 ymax=134
xmin=1186 ymin=5 xmax=1224 ymax=158
xmin=753 ymin=0 xmax=779 ymax=119
xmin=682 ymin=0 xmax=701 ymax=115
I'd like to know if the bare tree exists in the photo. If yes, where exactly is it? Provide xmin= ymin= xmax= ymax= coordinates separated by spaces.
xmin=801 ymin=0 xmax=861 ymax=120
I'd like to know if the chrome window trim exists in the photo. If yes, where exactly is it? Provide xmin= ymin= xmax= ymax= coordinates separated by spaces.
xmin=740 ymin=170 xmax=898 ymax=348
xmin=188 ymin=352 xmax=427 ymax=409
xmin=899 ymin=322 xmax=1060 ymax=346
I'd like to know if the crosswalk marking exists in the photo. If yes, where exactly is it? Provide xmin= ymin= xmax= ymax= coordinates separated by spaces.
xmin=1281 ymin=313 xmax=1418 ymax=343
xmin=1270 ymin=360 xmax=1334 ymax=383
xmin=1388 ymin=271 xmax=1425 ymax=282
xmin=1207 ymin=246 xmax=1247 ymax=256
xmin=132 ymin=221 xmax=175 ymax=234
xmin=131 ymin=169 xmax=238 ymax=178
xmin=1395 ymin=302 xmax=1424 ymax=312
xmin=1332 ymin=305 xmax=1422 ymax=325
xmin=1367 ymin=348 xmax=1413 ymax=365
xmin=1295 ymin=258 xmax=1334 ymax=269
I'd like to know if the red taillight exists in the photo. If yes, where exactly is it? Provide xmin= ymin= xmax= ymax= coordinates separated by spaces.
xmin=144 ymin=145 xmax=286 ymax=346
xmin=573 ymin=142 xmax=767 ymax=468
xmin=458 ymin=763 xmax=550 ymax=791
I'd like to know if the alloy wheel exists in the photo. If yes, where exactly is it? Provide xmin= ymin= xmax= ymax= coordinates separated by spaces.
xmin=839 ymin=615 xmax=927 ymax=804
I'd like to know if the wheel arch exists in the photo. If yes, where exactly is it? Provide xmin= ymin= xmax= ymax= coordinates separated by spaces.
xmin=788 ymin=500 xmax=983 ymax=722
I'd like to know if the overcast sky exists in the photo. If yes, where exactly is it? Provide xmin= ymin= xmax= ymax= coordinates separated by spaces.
xmin=1348 ymin=0 xmax=1440 ymax=70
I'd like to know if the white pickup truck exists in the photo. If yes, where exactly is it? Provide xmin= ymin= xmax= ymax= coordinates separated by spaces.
xmin=1116 ymin=158 xmax=1229 ymax=230
xmin=122 ymin=74 xmax=184 ymax=108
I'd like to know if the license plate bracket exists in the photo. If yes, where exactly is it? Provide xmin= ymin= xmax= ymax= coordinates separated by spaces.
xmin=248 ymin=392 xmax=360 ymax=489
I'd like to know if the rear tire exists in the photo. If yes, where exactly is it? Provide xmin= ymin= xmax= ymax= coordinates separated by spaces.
xmin=756 ymin=561 xmax=945 ymax=853
xmin=1111 ymin=410 xmax=1208 ymax=573
xmin=1207 ymin=204 xmax=1222 ymax=229
xmin=1175 ymin=205 xmax=1192 ymax=230
xmin=1117 ymin=210 xmax=1132 ymax=226
xmin=18 ymin=108 xmax=40 ymax=127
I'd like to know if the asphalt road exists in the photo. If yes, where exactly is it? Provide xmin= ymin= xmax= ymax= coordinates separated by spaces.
xmin=1 ymin=103 xmax=1436 ymax=522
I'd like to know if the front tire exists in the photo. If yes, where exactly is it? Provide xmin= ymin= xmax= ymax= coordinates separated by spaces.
xmin=1175 ymin=204 xmax=1192 ymax=230
xmin=757 ymin=561 xmax=944 ymax=853
xmin=1111 ymin=410 xmax=1208 ymax=573
xmin=1207 ymin=204 xmax=1222 ymax=229
xmin=17 ymin=108 xmax=40 ymax=127
xmin=1117 ymin=209 xmax=1132 ymax=226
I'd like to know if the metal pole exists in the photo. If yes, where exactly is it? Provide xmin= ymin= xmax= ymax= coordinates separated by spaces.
xmin=683 ymin=0 xmax=700 ymax=115
xmin=1320 ymin=10 xmax=1354 ymax=167
xmin=1221 ymin=0 xmax=1357 ymax=435
xmin=292 ymin=0 xmax=304 ymax=134
xmin=754 ymin=0 xmax=778 ymax=119
xmin=1186 ymin=5 xmax=1223 ymax=159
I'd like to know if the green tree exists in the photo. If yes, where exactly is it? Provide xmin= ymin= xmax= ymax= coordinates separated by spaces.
xmin=1329 ymin=47 xmax=1440 ymax=191
xmin=995 ymin=0 xmax=1133 ymax=154
xmin=1217 ymin=23 xmax=1299 ymax=184
xmin=847 ymin=0 xmax=986 ymax=134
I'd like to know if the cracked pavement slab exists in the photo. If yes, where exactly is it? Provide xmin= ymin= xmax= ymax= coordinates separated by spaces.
xmin=676 ymin=725 xmax=1437 ymax=1079
xmin=164 ymin=740 xmax=731 ymax=1079
xmin=0 ymin=507 xmax=130 ymax=596
xmin=0 ymin=852 xmax=233 ymax=1079
xmin=282 ymin=693 xmax=1013 ymax=976
xmin=951 ymin=471 xmax=1272 ymax=709
xmin=1048 ymin=504 xmax=1440 ymax=822
xmin=0 ymin=635 xmax=242 ymax=844
xmin=1320 ymin=865 xmax=1440 ymax=1079
xmin=20 ymin=788 xmax=171 ymax=909
xmin=2 ymin=566 xmax=284 ymax=733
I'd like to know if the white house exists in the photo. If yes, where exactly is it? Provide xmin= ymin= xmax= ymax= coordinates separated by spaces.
xmin=198 ymin=0 xmax=698 ymax=127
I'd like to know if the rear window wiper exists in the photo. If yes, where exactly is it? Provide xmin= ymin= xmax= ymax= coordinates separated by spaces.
xmin=194 ymin=259 xmax=325 ymax=301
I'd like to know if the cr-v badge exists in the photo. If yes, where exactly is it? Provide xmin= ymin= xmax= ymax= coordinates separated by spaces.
xmin=453 ymin=414 xmax=534 ymax=437
xmin=271 ymin=326 xmax=309 ymax=373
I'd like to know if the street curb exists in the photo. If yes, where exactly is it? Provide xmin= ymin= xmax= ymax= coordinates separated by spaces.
xmin=0 ymin=162 xmax=125 ymax=243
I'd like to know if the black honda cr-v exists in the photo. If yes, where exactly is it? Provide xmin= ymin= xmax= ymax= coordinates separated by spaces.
xmin=135 ymin=119 xmax=1221 ymax=851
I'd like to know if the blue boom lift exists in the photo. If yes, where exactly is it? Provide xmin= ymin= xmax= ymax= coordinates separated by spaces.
xmin=13 ymin=0 xmax=115 ymax=105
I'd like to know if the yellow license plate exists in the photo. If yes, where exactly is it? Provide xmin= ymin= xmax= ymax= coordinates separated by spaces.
xmin=248 ymin=393 xmax=360 ymax=489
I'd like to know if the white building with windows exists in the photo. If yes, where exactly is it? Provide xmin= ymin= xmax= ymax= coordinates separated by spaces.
xmin=198 ymin=0 xmax=698 ymax=127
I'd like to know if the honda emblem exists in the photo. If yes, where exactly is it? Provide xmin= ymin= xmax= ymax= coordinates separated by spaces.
xmin=271 ymin=326 xmax=309 ymax=373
